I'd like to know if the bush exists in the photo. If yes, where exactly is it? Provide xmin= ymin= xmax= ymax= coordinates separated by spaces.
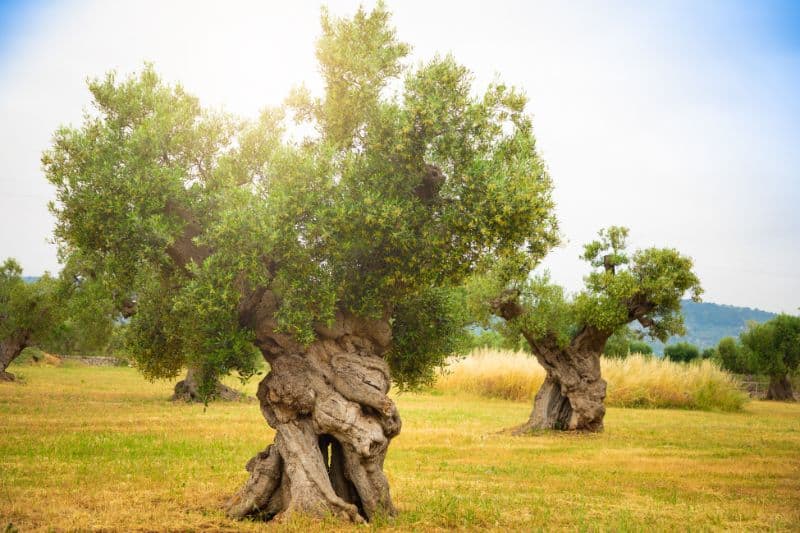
xmin=629 ymin=340 xmax=653 ymax=355
xmin=664 ymin=342 xmax=700 ymax=363
xmin=603 ymin=327 xmax=653 ymax=359
xmin=715 ymin=337 xmax=749 ymax=374
xmin=435 ymin=348 xmax=747 ymax=411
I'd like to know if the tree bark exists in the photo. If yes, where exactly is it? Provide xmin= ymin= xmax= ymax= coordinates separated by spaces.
xmin=766 ymin=374 xmax=795 ymax=401
xmin=172 ymin=366 xmax=243 ymax=402
xmin=226 ymin=296 xmax=400 ymax=523
xmin=514 ymin=331 xmax=607 ymax=433
xmin=0 ymin=332 xmax=29 ymax=382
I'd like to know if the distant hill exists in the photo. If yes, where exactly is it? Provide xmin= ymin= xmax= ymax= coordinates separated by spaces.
xmin=646 ymin=300 xmax=776 ymax=353
xmin=22 ymin=276 xmax=40 ymax=283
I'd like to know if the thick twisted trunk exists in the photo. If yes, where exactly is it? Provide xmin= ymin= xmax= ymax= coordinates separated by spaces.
xmin=172 ymin=366 xmax=242 ymax=402
xmin=514 ymin=329 xmax=607 ymax=433
xmin=227 ymin=294 xmax=399 ymax=523
xmin=766 ymin=374 xmax=795 ymax=401
xmin=0 ymin=332 xmax=28 ymax=382
xmin=516 ymin=342 xmax=606 ymax=433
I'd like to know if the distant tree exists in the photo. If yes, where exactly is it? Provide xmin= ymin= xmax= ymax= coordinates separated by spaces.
xmin=664 ymin=342 xmax=700 ymax=363
xmin=0 ymin=259 xmax=59 ymax=381
xmin=700 ymin=347 xmax=715 ymax=360
xmin=715 ymin=337 xmax=748 ymax=373
xmin=740 ymin=315 xmax=800 ymax=401
xmin=629 ymin=340 xmax=653 ymax=355
xmin=603 ymin=326 xmax=652 ymax=358
xmin=469 ymin=226 xmax=702 ymax=432
xmin=42 ymin=4 xmax=558 ymax=522
xmin=603 ymin=327 xmax=632 ymax=359
xmin=0 ymin=257 xmax=118 ymax=381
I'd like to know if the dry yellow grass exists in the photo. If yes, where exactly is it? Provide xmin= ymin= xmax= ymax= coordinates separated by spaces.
xmin=436 ymin=348 xmax=749 ymax=410
xmin=2 ymin=364 xmax=797 ymax=531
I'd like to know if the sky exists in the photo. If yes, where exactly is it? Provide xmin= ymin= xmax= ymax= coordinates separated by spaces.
xmin=0 ymin=0 xmax=798 ymax=313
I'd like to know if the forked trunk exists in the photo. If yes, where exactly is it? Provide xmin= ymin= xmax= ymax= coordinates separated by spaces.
xmin=227 ymin=298 xmax=400 ymax=523
xmin=766 ymin=374 xmax=795 ymax=401
xmin=172 ymin=366 xmax=242 ymax=402
xmin=515 ymin=333 xmax=607 ymax=433
xmin=0 ymin=332 xmax=28 ymax=382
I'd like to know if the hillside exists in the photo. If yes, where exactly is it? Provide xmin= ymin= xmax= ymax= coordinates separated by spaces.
xmin=647 ymin=300 xmax=776 ymax=352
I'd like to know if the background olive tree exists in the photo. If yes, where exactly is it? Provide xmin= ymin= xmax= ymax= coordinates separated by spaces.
xmin=739 ymin=315 xmax=800 ymax=400
xmin=468 ymin=226 xmax=701 ymax=432
xmin=0 ymin=257 xmax=116 ymax=380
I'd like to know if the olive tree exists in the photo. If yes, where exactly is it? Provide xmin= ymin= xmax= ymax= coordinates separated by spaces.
xmin=740 ymin=315 xmax=800 ymax=401
xmin=0 ymin=257 xmax=115 ymax=380
xmin=469 ymin=226 xmax=701 ymax=432
xmin=43 ymin=5 xmax=558 ymax=522
xmin=0 ymin=260 xmax=60 ymax=380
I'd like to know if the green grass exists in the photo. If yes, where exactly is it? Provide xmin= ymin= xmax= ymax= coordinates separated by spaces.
xmin=1 ymin=364 xmax=799 ymax=531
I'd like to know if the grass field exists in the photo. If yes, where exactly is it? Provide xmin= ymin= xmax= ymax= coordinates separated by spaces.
xmin=1 ymin=364 xmax=799 ymax=531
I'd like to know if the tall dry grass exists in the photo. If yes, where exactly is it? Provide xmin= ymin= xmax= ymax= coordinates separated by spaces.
xmin=435 ymin=348 xmax=748 ymax=411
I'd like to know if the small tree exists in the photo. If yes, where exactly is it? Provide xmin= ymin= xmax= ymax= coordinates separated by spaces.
xmin=630 ymin=339 xmax=653 ymax=355
xmin=740 ymin=315 xmax=800 ymax=401
xmin=0 ymin=258 xmax=119 ymax=381
xmin=715 ymin=336 xmax=749 ymax=374
xmin=663 ymin=342 xmax=700 ymax=363
xmin=603 ymin=326 xmax=652 ymax=358
xmin=0 ymin=260 xmax=59 ymax=380
xmin=43 ymin=4 xmax=558 ymax=522
xmin=469 ymin=226 xmax=701 ymax=432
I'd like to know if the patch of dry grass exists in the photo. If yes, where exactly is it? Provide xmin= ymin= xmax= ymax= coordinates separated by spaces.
xmin=436 ymin=348 xmax=749 ymax=411
xmin=1 ymin=364 xmax=798 ymax=531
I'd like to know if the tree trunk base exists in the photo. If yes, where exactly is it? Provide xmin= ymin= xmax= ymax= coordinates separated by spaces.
xmin=172 ymin=368 xmax=244 ymax=402
xmin=516 ymin=373 xmax=606 ymax=433
xmin=225 ymin=310 xmax=400 ymax=523
xmin=0 ymin=371 xmax=15 ymax=382
xmin=766 ymin=375 xmax=795 ymax=401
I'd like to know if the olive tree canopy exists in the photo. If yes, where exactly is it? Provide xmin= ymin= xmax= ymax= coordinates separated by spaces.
xmin=44 ymin=4 xmax=558 ymax=522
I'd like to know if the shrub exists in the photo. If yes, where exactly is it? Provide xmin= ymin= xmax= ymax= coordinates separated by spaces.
xmin=664 ymin=342 xmax=700 ymax=363
xmin=629 ymin=340 xmax=653 ymax=355
xmin=435 ymin=348 xmax=747 ymax=411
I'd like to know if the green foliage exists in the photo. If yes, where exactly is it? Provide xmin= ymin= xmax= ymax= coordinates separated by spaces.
xmin=388 ymin=287 xmax=470 ymax=390
xmin=469 ymin=226 xmax=702 ymax=350
xmin=663 ymin=342 xmax=701 ymax=363
xmin=0 ymin=259 xmax=60 ymax=349
xmin=44 ymin=4 xmax=558 ymax=391
xmin=715 ymin=337 xmax=749 ymax=374
xmin=1 ymin=258 xmax=116 ymax=357
xmin=739 ymin=314 xmax=800 ymax=380
xmin=629 ymin=340 xmax=653 ymax=355
xmin=603 ymin=326 xmax=652 ymax=358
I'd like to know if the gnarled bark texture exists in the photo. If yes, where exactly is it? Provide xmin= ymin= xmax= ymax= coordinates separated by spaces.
xmin=172 ymin=367 xmax=243 ymax=402
xmin=766 ymin=374 xmax=795 ymax=401
xmin=0 ymin=332 xmax=28 ymax=382
xmin=515 ymin=329 xmax=607 ymax=433
xmin=225 ymin=288 xmax=400 ymax=523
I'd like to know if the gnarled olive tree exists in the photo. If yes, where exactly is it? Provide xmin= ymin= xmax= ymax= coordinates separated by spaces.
xmin=43 ymin=5 xmax=558 ymax=522
xmin=469 ymin=227 xmax=702 ymax=432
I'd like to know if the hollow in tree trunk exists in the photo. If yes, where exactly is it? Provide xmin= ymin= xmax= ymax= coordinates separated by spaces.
xmin=0 ymin=332 xmax=28 ymax=382
xmin=172 ymin=366 xmax=243 ymax=402
xmin=766 ymin=374 xmax=795 ymax=401
xmin=514 ymin=330 xmax=607 ymax=433
xmin=226 ymin=295 xmax=400 ymax=523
